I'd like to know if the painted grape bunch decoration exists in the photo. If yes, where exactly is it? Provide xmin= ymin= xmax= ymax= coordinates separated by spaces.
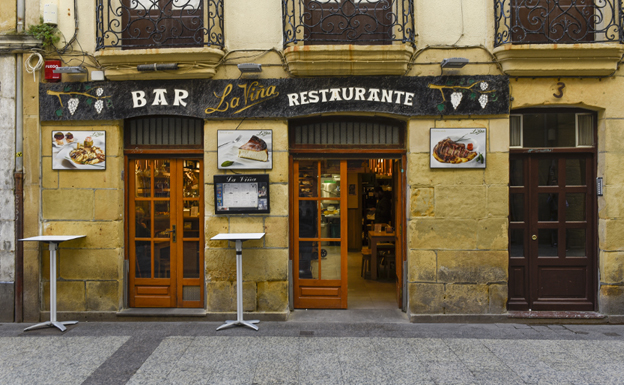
xmin=67 ymin=98 xmax=79 ymax=115
xmin=47 ymin=85 xmax=111 ymax=118
xmin=479 ymin=94 xmax=488 ymax=109
xmin=95 ymin=100 xmax=104 ymax=114
xmin=429 ymin=80 xmax=495 ymax=113
xmin=451 ymin=92 xmax=463 ymax=110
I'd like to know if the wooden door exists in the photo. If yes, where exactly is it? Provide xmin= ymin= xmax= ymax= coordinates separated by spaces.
xmin=508 ymin=153 xmax=596 ymax=311
xmin=393 ymin=157 xmax=405 ymax=308
xmin=293 ymin=160 xmax=348 ymax=309
xmin=128 ymin=158 xmax=204 ymax=307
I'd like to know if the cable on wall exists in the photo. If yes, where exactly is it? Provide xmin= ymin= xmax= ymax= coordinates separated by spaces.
xmin=24 ymin=52 xmax=44 ymax=82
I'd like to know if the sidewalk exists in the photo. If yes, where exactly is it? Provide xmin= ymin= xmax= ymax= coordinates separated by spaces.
xmin=1 ymin=313 xmax=624 ymax=385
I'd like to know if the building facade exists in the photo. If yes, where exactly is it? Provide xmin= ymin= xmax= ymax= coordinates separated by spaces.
xmin=3 ymin=0 xmax=624 ymax=323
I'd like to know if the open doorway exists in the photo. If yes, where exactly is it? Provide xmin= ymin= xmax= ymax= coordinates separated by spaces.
xmin=292 ymin=157 xmax=405 ymax=310
xmin=346 ymin=159 xmax=400 ymax=310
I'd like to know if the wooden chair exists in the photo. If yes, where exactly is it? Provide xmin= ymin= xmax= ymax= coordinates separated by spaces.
xmin=361 ymin=247 xmax=372 ymax=278
xmin=379 ymin=251 xmax=396 ymax=280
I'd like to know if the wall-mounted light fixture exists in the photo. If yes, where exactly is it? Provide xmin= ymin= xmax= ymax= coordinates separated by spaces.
xmin=53 ymin=66 xmax=87 ymax=74
xmin=441 ymin=57 xmax=469 ymax=69
xmin=237 ymin=63 xmax=262 ymax=78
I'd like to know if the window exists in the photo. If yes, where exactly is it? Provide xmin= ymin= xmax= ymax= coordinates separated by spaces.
xmin=121 ymin=0 xmax=204 ymax=48
xmin=509 ymin=0 xmax=598 ymax=43
xmin=304 ymin=0 xmax=392 ymax=45
xmin=510 ymin=111 xmax=595 ymax=148
xmin=283 ymin=0 xmax=414 ymax=47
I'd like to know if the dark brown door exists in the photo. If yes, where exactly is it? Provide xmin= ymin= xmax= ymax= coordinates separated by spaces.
xmin=129 ymin=158 xmax=204 ymax=307
xmin=509 ymin=153 xmax=596 ymax=311
xmin=121 ymin=0 xmax=204 ymax=48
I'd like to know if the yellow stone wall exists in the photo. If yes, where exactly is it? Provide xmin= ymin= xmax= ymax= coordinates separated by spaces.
xmin=39 ymin=123 xmax=124 ymax=314
xmin=204 ymin=119 xmax=290 ymax=313
xmin=407 ymin=117 xmax=510 ymax=315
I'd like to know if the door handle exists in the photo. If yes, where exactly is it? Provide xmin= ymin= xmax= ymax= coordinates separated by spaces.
xmin=532 ymin=234 xmax=537 ymax=241
xmin=162 ymin=225 xmax=177 ymax=242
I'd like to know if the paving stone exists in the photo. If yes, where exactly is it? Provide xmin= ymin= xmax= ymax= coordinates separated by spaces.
xmin=1 ymin=323 xmax=624 ymax=385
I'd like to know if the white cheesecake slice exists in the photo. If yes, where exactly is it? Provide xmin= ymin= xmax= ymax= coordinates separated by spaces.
xmin=238 ymin=135 xmax=268 ymax=162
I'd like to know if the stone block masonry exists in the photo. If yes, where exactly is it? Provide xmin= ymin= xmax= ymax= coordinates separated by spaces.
xmin=407 ymin=118 xmax=509 ymax=315
xmin=39 ymin=124 xmax=124 ymax=313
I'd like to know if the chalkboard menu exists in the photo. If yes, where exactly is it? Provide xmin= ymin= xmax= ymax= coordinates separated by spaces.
xmin=214 ymin=174 xmax=270 ymax=214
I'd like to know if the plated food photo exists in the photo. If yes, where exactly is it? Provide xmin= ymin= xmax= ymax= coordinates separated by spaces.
xmin=52 ymin=131 xmax=106 ymax=170
xmin=217 ymin=130 xmax=273 ymax=170
xmin=430 ymin=128 xmax=486 ymax=169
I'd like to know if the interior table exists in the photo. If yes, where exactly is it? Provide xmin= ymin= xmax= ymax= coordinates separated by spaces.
xmin=19 ymin=235 xmax=86 ymax=332
xmin=368 ymin=230 xmax=396 ymax=280
xmin=210 ymin=233 xmax=265 ymax=331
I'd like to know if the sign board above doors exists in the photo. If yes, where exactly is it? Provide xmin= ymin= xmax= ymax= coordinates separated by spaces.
xmin=40 ymin=76 xmax=509 ymax=122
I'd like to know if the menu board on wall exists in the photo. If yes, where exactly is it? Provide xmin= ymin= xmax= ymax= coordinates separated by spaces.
xmin=214 ymin=174 xmax=270 ymax=214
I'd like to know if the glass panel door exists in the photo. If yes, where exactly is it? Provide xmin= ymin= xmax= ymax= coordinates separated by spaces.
xmin=293 ymin=160 xmax=348 ymax=309
xmin=129 ymin=158 xmax=203 ymax=307
xmin=509 ymin=153 xmax=595 ymax=311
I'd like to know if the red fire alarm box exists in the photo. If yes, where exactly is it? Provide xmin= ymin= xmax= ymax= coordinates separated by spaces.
xmin=44 ymin=60 xmax=62 ymax=82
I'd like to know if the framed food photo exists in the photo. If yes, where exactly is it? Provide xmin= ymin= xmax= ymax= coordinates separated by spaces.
xmin=430 ymin=128 xmax=486 ymax=169
xmin=217 ymin=130 xmax=272 ymax=170
xmin=52 ymin=130 xmax=106 ymax=170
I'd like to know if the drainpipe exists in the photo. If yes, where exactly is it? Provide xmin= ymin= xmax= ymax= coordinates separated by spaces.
xmin=14 ymin=0 xmax=25 ymax=323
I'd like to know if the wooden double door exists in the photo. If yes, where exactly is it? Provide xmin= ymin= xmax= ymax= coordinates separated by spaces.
xmin=128 ymin=158 xmax=204 ymax=307
xmin=508 ymin=152 xmax=596 ymax=311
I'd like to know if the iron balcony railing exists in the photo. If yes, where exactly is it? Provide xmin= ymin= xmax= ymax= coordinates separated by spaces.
xmin=283 ymin=0 xmax=415 ymax=47
xmin=495 ymin=0 xmax=624 ymax=46
xmin=96 ymin=0 xmax=223 ymax=50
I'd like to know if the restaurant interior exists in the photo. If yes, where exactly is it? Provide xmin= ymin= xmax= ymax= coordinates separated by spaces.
xmin=304 ymin=158 xmax=398 ymax=309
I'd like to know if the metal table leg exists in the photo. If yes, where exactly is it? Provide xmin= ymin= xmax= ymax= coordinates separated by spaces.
xmin=217 ymin=240 xmax=259 ymax=331
xmin=24 ymin=242 xmax=78 ymax=332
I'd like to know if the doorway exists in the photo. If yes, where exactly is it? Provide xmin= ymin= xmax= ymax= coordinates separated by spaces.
xmin=508 ymin=110 xmax=597 ymax=311
xmin=508 ymin=153 xmax=596 ymax=310
xmin=289 ymin=116 xmax=406 ymax=310
xmin=128 ymin=158 xmax=204 ymax=307
xmin=291 ymin=157 xmax=405 ymax=309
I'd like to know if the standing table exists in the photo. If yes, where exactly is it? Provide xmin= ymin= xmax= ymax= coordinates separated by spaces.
xmin=19 ymin=235 xmax=86 ymax=332
xmin=368 ymin=230 xmax=396 ymax=280
xmin=211 ymin=233 xmax=265 ymax=331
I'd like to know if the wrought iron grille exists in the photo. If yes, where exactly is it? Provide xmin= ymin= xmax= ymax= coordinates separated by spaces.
xmin=495 ymin=0 xmax=624 ymax=46
xmin=96 ymin=0 xmax=223 ymax=50
xmin=283 ymin=0 xmax=415 ymax=46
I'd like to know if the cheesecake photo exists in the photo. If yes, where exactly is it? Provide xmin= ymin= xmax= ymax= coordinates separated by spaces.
xmin=238 ymin=135 xmax=268 ymax=162
xmin=217 ymin=130 xmax=273 ymax=170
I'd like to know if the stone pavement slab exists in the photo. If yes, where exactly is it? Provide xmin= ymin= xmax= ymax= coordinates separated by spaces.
xmin=0 ymin=321 xmax=623 ymax=384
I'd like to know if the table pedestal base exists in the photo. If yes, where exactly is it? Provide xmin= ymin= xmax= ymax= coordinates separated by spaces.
xmin=24 ymin=320 xmax=78 ymax=332
xmin=216 ymin=319 xmax=260 ymax=331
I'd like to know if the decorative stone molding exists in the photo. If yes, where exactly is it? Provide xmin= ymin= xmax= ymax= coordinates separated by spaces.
xmin=0 ymin=34 xmax=42 ymax=54
xmin=284 ymin=44 xmax=414 ymax=77
xmin=95 ymin=47 xmax=225 ymax=81
xmin=493 ymin=43 xmax=624 ymax=77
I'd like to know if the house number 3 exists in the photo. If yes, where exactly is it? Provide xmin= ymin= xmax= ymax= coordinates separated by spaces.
xmin=553 ymin=82 xmax=565 ymax=98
